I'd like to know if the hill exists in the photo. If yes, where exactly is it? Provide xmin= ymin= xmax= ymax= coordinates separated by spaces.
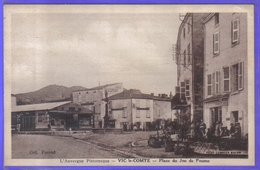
xmin=15 ymin=85 xmax=88 ymax=105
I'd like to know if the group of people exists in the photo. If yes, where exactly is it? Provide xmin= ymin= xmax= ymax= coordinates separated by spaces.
xmin=198 ymin=120 xmax=242 ymax=144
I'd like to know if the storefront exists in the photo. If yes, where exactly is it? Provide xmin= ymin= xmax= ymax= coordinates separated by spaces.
xmin=11 ymin=101 xmax=93 ymax=131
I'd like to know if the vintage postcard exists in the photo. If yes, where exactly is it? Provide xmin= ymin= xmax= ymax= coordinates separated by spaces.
xmin=4 ymin=5 xmax=255 ymax=166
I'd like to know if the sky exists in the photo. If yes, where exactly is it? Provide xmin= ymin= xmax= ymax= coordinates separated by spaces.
xmin=11 ymin=9 xmax=181 ymax=95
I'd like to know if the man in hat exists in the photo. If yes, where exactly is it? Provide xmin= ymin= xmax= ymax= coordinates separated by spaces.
xmin=234 ymin=122 xmax=241 ymax=139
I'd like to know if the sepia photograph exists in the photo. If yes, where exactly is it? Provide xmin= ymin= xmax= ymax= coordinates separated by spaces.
xmin=4 ymin=5 xmax=255 ymax=166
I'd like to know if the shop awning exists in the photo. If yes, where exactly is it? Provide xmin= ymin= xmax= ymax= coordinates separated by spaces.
xmin=12 ymin=101 xmax=71 ymax=112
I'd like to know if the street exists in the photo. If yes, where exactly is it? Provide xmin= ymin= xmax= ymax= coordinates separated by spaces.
xmin=12 ymin=134 xmax=124 ymax=159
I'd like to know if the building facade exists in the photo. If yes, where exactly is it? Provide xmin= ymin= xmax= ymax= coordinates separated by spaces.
xmin=11 ymin=101 xmax=93 ymax=131
xmin=72 ymin=83 xmax=123 ymax=128
xmin=173 ymin=13 xmax=209 ymax=135
xmin=202 ymin=13 xmax=248 ymax=136
xmin=108 ymin=89 xmax=172 ymax=131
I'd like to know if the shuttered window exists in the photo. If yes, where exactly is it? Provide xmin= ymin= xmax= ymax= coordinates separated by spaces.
xmin=207 ymin=74 xmax=212 ymax=96
xmin=231 ymin=19 xmax=240 ymax=43
xmin=223 ymin=67 xmax=230 ymax=92
xmin=213 ymin=32 xmax=220 ymax=55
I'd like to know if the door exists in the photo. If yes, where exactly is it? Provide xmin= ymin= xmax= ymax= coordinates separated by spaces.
xmin=109 ymin=120 xmax=115 ymax=128
xmin=123 ymin=122 xmax=127 ymax=131
xmin=20 ymin=115 xmax=35 ymax=131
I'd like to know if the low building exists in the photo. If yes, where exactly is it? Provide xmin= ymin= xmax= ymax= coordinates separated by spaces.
xmin=11 ymin=101 xmax=93 ymax=131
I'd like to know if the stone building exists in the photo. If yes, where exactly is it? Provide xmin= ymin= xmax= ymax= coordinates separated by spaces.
xmin=173 ymin=13 xmax=209 ymax=135
xmin=202 ymin=13 xmax=248 ymax=136
xmin=72 ymin=83 xmax=123 ymax=128
xmin=108 ymin=89 xmax=172 ymax=131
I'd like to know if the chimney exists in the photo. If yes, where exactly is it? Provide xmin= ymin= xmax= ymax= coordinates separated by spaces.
xmin=170 ymin=92 xmax=173 ymax=98
xmin=151 ymin=93 xmax=154 ymax=96
xmin=158 ymin=94 xmax=161 ymax=97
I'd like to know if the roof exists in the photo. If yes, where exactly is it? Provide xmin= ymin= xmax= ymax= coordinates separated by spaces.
xmin=73 ymin=83 xmax=121 ymax=92
xmin=12 ymin=101 xmax=71 ymax=112
xmin=109 ymin=89 xmax=153 ymax=100
xmin=109 ymin=89 xmax=171 ymax=101
xmin=202 ymin=13 xmax=215 ymax=24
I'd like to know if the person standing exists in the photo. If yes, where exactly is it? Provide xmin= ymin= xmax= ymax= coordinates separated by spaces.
xmin=214 ymin=121 xmax=221 ymax=145
xmin=199 ymin=120 xmax=206 ymax=141
xmin=230 ymin=123 xmax=235 ymax=135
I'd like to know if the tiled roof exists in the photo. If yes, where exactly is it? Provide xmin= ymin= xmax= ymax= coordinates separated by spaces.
xmin=109 ymin=89 xmax=170 ymax=101
xmin=12 ymin=101 xmax=71 ymax=112
xmin=109 ymin=89 xmax=152 ymax=100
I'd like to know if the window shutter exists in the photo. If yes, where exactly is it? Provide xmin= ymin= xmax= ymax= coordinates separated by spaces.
xmin=207 ymin=74 xmax=212 ymax=96
xmin=185 ymin=79 xmax=190 ymax=97
xmin=239 ymin=61 xmax=244 ymax=90
xmin=231 ymin=21 xmax=233 ymax=44
xmin=213 ymin=32 xmax=220 ymax=55
xmin=232 ymin=19 xmax=240 ymax=43
xmin=212 ymin=73 xmax=215 ymax=96
xmin=223 ymin=67 xmax=230 ymax=92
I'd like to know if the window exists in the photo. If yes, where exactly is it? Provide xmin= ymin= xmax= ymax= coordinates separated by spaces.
xmin=60 ymin=120 xmax=65 ymax=125
xmin=146 ymin=109 xmax=150 ymax=118
xmin=231 ymin=62 xmax=244 ymax=91
xmin=210 ymin=107 xmax=222 ymax=125
xmin=123 ymin=109 xmax=127 ymax=118
xmin=213 ymin=32 xmax=220 ymax=55
xmin=231 ymin=111 xmax=239 ymax=124
xmin=78 ymin=95 xmax=82 ymax=103
xmin=180 ymin=82 xmax=186 ymax=99
xmin=185 ymin=79 xmax=190 ymax=97
xmin=238 ymin=62 xmax=244 ymax=90
xmin=223 ymin=67 xmax=230 ymax=92
xmin=175 ymin=86 xmax=180 ymax=93
xmin=215 ymin=13 xmax=219 ymax=26
xmin=69 ymin=107 xmax=75 ymax=111
xmin=207 ymin=74 xmax=212 ymax=96
xmin=215 ymin=71 xmax=220 ymax=94
xmin=38 ymin=116 xmax=43 ymax=122
xmin=231 ymin=19 xmax=240 ymax=43
xmin=38 ymin=113 xmax=45 ymax=123
xmin=187 ymin=44 xmax=191 ymax=65
xmin=50 ymin=119 xmax=55 ymax=126
xmin=183 ymin=50 xmax=186 ymax=67
xmin=183 ymin=28 xmax=186 ymax=38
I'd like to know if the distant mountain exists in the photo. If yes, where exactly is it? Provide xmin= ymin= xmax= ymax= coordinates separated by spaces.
xmin=15 ymin=85 xmax=88 ymax=105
